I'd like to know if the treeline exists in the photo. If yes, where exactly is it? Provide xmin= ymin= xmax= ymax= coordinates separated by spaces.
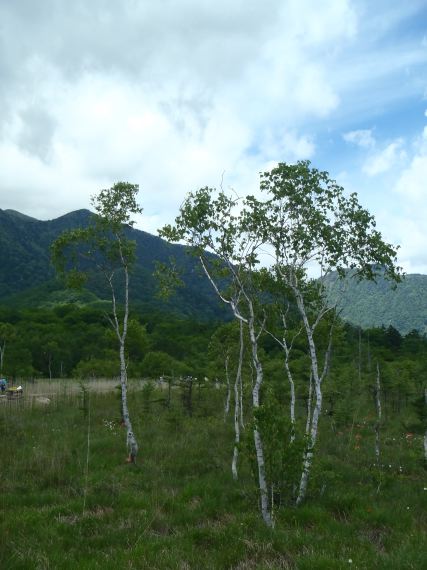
xmin=0 ymin=305 xmax=218 ymax=380
xmin=1 ymin=303 xmax=426 ymax=419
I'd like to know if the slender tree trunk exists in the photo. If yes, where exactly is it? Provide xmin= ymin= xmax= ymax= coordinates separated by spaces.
xmin=374 ymin=361 xmax=382 ymax=465
xmin=283 ymin=350 xmax=296 ymax=443
xmin=266 ymin=314 xmax=298 ymax=442
xmin=305 ymin=372 xmax=313 ymax=436
xmin=224 ymin=355 xmax=231 ymax=420
xmin=119 ymin=340 xmax=138 ymax=462
xmin=297 ymin=375 xmax=322 ymax=505
xmin=293 ymin=284 xmax=330 ymax=506
xmin=239 ymin=362 xmax=245 ymax=429
xmin=247 ymin=302 xmax=272 ymax=527
xmin=232 ymin=321 xmax=244 ymax=480
xmin=111 ymin=261 xmax=138 ymax=463
xmin=198 ymin=256 xmax=271 ymax=525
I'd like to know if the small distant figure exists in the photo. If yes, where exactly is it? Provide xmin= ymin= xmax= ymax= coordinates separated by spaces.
xmin=0 ymin=377 xmax=7 ymax=393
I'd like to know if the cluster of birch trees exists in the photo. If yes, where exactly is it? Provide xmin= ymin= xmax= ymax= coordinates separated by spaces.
xmin=160 ymin=160 xmax=401 ymax=526
xmin=48 ymin=161 xmax=411 ymax=527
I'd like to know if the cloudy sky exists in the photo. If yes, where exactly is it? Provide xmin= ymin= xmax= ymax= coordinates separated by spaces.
xmin=1 ymin=0 xmax=427 ymax=273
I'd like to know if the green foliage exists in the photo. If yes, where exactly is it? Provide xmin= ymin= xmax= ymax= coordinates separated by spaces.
xmin=253 ymin=388 xmax=304 ymax=503
xmin=141 ymin=351 xmax=189 ymax=378
xmin=246 ymin=160 xmax=401 ymax=282
xmin=73 ymin=357 xmax=119 ymax=379
xmin=0 ymin=305 xmax=216 ymax=380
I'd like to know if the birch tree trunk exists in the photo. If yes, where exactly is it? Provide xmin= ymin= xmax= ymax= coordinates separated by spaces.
xmin=111 ymin=260 xmax=138 ymax=463
xmin=374 ymin=361 xmax=382 ymax=466
xmin=297 ymin=375 xmax=322 ymax=505
xmin=119 ymin=340 xmax=138 ymax=462
xmin=282 ymin=337 xmax=296 ymax=442
xmin=305 ymin=372 xmax=313 ymax=436
xmin=247 ymin=300 xmax=273 ymax=527
xmin=239 ymin=362 xmax=245 ymax=429
xmin=232 ymin=321 xmax=244 ymax=480
xmin=224 ymin=355 xmax=231 ymax=420
xmin=265 ymin=314 xmax=299 ymax=443
xmin=198 ymin=256 xmax=272 ymax=526
xmin=293 ymin=283 xmax=331 ymax=506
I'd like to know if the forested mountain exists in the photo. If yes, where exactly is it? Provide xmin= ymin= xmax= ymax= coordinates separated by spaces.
xmin=324 ymin=269 xmax=427 ymax=335
xmin=0 ymin=208 xmax=227 ymax=320
xmin=1 ymin=208 xmax=427 ymax=332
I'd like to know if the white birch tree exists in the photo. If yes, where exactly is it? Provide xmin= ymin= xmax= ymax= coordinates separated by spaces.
xmin=242 ymin=160 xmax=401 ymax=504
xmin=51 ymin=182 xmax=142 ymax=463
xmin=232 ymin=320 xmax=245 ymax=480
xmin=160 ymin=188 xmax=273 ymax=527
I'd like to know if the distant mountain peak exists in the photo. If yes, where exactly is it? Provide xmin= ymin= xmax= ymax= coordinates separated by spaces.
xmin=53 ymin=209 xmax=93 ymax=221
xmin=4 ymin=209 xmax=38 ymax=222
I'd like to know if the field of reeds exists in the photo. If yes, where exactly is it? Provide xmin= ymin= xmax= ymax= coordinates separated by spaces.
xmin=0 ymin=381 xmax=426 ymax=569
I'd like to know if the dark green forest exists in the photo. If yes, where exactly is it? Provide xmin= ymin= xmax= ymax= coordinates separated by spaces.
xmin=1 ymin=303 xmax=426 ymax=429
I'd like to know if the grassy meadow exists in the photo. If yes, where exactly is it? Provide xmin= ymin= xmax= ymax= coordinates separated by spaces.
xmin=1 ymin=381 xmax=426 ymax=569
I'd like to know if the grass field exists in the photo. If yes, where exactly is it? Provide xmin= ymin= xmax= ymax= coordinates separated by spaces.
xmin=0 ymin=382 xmax=426 ymax=569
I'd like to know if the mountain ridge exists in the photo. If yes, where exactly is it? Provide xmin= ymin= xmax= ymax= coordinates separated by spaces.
xmin=324 ymin=270 xmax=427 ymax=335
xmin=0 ymin=208 xmax=228 ymax=321
xmin=1 ymin=208 xmax=426 ymax=332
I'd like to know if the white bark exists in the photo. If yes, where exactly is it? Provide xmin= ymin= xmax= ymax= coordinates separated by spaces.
xmin=374 ymin=361 xmax=382 ymax=465
xmin=293 ymin=279 xmax=332 ymax=506
xmin=286 ymin=359 xmax=296 ymax=443
xmin=224 ymin=355 xmax=231 ymax=420
xmin=232 ymin=321 xmax=244 ymax=480
xmin=280 ymin=313 xmax=298 ymax=443
xmin=297 ymin=373 xmax=322 ymax=506
xmin=239 ymin=360 xmax=245 ymax=429
xmin=305 ymin=372 xmax=313 ymax=436
xmin=199 ymin=252 xmax=272 ymax=525
xmin=247 ymin=299 xmax=272 ymax=527
xmin=108 ymin=251 xmax=138 ymax=463
xmin=265 ymin=312 xmax=298 ymax=443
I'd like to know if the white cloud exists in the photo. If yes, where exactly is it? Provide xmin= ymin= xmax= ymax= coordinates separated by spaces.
xmin=384 ymin=123 xmax=427 ymax=272
xmin=343 ymin=129 xmax=375 ymax=148
xmin=0 ymin=0 xmax=358 ymax=230
xmin=0 ymin=0 xmax=427 ymax=275
xmin=363 ymin=139 xmax=406 ymax=176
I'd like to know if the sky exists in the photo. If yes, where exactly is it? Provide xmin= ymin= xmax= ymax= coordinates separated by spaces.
xmin=1 ymin=0 xmax=427 ymax=273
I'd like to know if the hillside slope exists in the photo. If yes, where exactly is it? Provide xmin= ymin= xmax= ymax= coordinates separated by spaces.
xmin=324 ymin=271 xmax=427 ymax=335
xmin=0 ymin=208 xmax=228 ymax=320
